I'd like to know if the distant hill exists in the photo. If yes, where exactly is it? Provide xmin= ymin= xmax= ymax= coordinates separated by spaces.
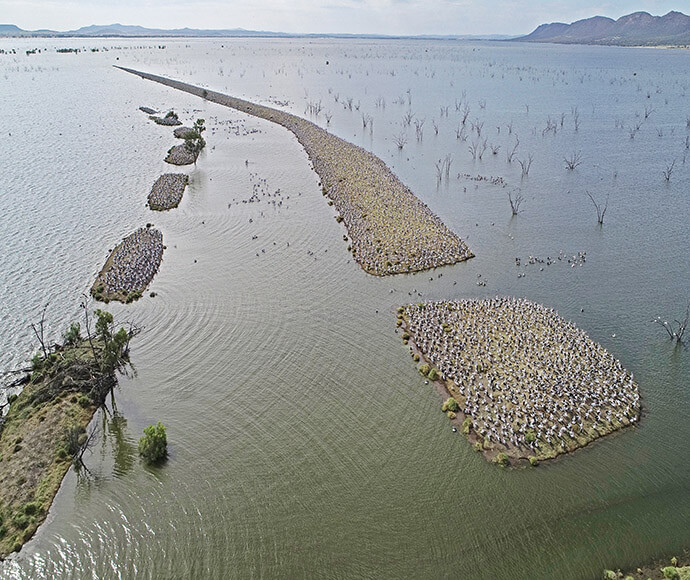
xmin=0 ymin=22 xmax=513 ymax=40
xmin=517 ymin=10 xmax=690 ymax=46
xmin=0 ymin=22 xmax=290 ymax=38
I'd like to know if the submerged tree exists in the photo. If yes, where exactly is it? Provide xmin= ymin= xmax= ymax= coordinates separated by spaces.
xmin=184 ymin=118 xmax=206 ymax=163
xmin=653 ymin=301 xmax=689 ymax=343
xmin=586 ymin=190 xmax=609 ymax=225
xmin=138 ymin=421 xmax=167 ymax=464
xmin=508 ymin=189 xmax=524 ymax=215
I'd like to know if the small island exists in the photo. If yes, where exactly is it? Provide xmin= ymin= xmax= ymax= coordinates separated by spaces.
xmin=147 ymin=173 xmax=188 ymax=211
xmin=399 ymin=298 xmax=641 ymax=465
xmin=0 ymin=311 xmax=135 ymax=559
xmin=173 ymin=126 xmax=196 ymax=139
xmin=117 ymin=67 xmax=474 ymax=276
xmin=149 ymin=111 xmax=182 ymax=126
xmin=91 ymin=226 xmax=163 ymax=303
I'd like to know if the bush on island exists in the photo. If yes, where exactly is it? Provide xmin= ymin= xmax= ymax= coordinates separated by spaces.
xmin=138 ymin=421 xmax=167 ymax=464
xmin=427 ymin=368 xmax=439 ymax=381
xmin=496 ymin=452 xmax=509 ymax=467
xmin=525 ymin=430 xmax=537 ymax=444
xmin=441 ymin=397 xmax=459 ymax=413
xmin=662 ymin=567 xmax=680 ymax=580
xmin=462 ymin=417 xmax=472 ymax=435
xmin=418 ymin=364 xmax=430 ymax=376
xmin=528 ymin=456 xmax=539 ymax=467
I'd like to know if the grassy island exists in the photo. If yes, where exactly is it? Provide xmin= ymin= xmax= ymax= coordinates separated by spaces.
xmin=0 ymin=310 xmax=135 ymax=560
xmin=399 ymin=298 xmax=641 ymax=466
xmin=148 ymin=173 xmax=188 ymax=211
xmin=117 ymin=66 xmax=473 ymax=276
xmin=91 ymin=226 xmax=163 ymax=303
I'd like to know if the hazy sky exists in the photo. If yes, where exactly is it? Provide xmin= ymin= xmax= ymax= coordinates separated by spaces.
xmin=2 ymin=0 xmax=688 ymax=35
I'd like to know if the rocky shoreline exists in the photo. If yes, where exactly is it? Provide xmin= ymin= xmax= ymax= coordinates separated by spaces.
xmin=117 ymin=66 xmax=473 ymax=276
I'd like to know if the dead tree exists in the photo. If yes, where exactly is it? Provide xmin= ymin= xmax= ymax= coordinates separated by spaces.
xmin=30 ymin=302 xmax=50 ymax=360
xmin=393 ymin=131 xmax=408 ymax=150
xmin=508 ymin=189 xmax=524 ymax=215
xmin=662 ymin=159 xmax=676 ymax=182
xmin=586 ymin=190 xmax=608 ymax=224
xmin=518 ymin=153 xmax=534 ymax=177
xmin=506 ymin=137 xmax=519 ymax=163
xmin=477 ymin=139 xmax=488 ymax=160
xmin=653 ymin=301 xmax=689 ymax=343
xmin=564 ymin=151 xmax=583 ymax=170
xmin=80 ymin=293 xmax=99 ymax=363
xmin=414 ymin=118 xmax=425 ymax=141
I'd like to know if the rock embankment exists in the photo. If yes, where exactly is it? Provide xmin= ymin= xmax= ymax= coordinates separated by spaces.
xmin=148 ymin=173 xmax=188 ymax=211
xmin=91 ymin=226 xmax=164 ymax=303
xmin=116 ymin=66 xmax=473 ymax=276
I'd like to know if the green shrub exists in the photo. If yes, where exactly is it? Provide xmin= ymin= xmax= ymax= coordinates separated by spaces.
xmin=495 ymin=452 xmax=509 ymax=467
xmin=138 ymin=421 xmax=167 ymax=464
xmin=462 ymin=417 xmax=472 ymax=434
xmin=23 ymin=502 xmax=39 ymax=516
xmin=474 ymin=442 xmax=483 ymax=452
xmin=447 ymin=411 xmax=457 ymax=420
xmin=442 ymin=397 xmax=459 ymax=412
xmin=401 ymin=332 xmax=410 ymax=341
xmin=662 ymin=567 xmax=680 ymax=580
xmin=31 ymin=353 xmax=44 ymax=371
xmin=8 ymin=393 xmax=17 ymax=404
xmin=525 ymin=430 xmax=536 ymax=444
xmin=602 ymin=571 xmax=618 ymax=580
xmin=12 ymin=513 xmax=29 ymax=530
xmin=418 ymin=364 xmax=430 ymax=376
xmin=77 ymin=395 xmax=90 ymax=408
xmin=428 ymin=368 xmax=439 ymax=381
xmin=413 ymin=353 xmax=420 ymax=362
xmin=0 ymin=524 xmax=6 ymax=540
xmin=528 ymin=456 xmax=539 ymax=467
xmin=335 ymin=215 xmax=343 ymax=223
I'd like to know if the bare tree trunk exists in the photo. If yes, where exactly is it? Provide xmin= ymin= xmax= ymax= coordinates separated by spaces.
xmin=30 ymin=302 xmax=50 ymax=359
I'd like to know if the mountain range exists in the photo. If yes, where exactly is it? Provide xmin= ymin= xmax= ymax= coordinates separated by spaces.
xmin=2 ymin=12 xmax=689 ymax=46
xmin=517 ymin=10 xmax=690 ymax=46
xmin=0 ymin=22 xmax=510 ymax=40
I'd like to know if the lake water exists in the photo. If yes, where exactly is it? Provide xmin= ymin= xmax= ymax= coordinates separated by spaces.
xmin=0 ymin=37 xmax=688 ymax=579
